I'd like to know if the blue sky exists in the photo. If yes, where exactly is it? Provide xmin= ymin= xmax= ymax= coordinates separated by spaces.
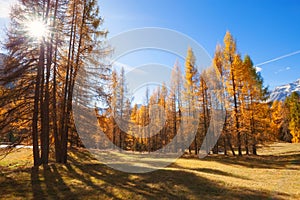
xmin=98 ymin=0 xmax=300 ymax=90
xmin=0 ymin=0 xmax=299 ymax=92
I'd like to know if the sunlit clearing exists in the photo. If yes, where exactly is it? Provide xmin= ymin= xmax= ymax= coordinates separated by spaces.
xmin=26 ymin=19 xmax=48 ymax=39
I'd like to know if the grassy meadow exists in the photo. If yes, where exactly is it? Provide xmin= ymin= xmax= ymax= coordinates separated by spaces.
xmin=0 ymin=142 xmax=299 ymax=200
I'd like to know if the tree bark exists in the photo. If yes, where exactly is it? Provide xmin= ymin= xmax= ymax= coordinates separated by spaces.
xmin=231 ymin=70 xmax=242 ymax=156
xmin=32 ymin=45 xmax=43 ymax=166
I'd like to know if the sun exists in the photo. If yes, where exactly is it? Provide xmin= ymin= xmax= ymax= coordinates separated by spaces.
xmin=26 ymin=19 xmax=48 ymax=39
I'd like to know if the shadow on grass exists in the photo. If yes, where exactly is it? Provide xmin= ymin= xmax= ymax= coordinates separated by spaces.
xmin=168 ymin=164 xmax=251 ymax=180
xmin=0 ymin=167 xmax=30 ymax=199
xmin=64 ymin=149 xmax=287 ymax=200
xmin=0 ymin=149 xmax=291 ymax=200
xmin=202 ymin=153 xmax=300 ymax=170
xmin=29 ymin=165 xmax=74 ymax=199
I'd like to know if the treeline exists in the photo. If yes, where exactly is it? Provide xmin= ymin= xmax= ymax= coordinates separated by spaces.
xmin=0 ymin=0 xmax=109 ymax=166
xmin=98 ymin=32 xmax=279 ymax=156
xmin=271 ymin=92 xmax=300 ymax=143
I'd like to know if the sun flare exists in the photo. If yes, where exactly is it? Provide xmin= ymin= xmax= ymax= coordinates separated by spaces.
xmin=26 ymin=19 xmax=48 ymax=39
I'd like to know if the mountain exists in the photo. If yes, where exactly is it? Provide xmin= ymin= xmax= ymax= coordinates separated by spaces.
xmin=269 ymin=79 xmax=300 ymax=102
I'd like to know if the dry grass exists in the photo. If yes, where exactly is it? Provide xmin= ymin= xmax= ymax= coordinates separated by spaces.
xmin=0 ymin=142 xmax=299 ymax=199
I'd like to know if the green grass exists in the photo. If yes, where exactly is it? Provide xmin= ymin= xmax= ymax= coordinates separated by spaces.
xmin=0 ymin=143 xmax=299 ymax=199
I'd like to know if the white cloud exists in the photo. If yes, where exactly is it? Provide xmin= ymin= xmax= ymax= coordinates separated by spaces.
xmin=0 ymin=0 xmax=17 ymax=18
xmin=255 ymin=66 xmax=262 ymax=72
xmin=274 ymin=66 xmax=292 ymax=74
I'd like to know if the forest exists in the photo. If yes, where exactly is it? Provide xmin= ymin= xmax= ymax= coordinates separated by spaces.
xmin=0 ymin=0 xmax=300 ymax=165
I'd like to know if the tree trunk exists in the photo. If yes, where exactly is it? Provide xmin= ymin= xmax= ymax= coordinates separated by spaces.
xmin=245 ymin=133 xmax=249 ymax=155
xmin=50 ymin=0 xmax=61 ymax=163
xmin=201 ymin=78 xmax=209 ymax=155
xmin=223 ymin=137 xmax=227 ymax=155
xmin=42 ymin=0 xmax=52 ymax=163
xmin=39 ymin=42 xmax=47 ymax=164
xmin=53 ymin=56 xmax=61 ymax=162
xmin=59 ymin=0 xmax=77 ymax=164
xmin=32 ymin=47 xmax=42 ymax=167
xmin=113 ymin=120 xmax=116 ymax=148
xmin=231 ymin=70 xmax=242 ymax=156
xmin=173 ymin=98 xmax=177 ymax=152
xmin=227 ymin=135 xmax=235 ymax=156
xmin=212 ymin=141 xmax=218 ymax=154
xmin=252 ymin=143 xmax=257 ymax=155
xmin=194 ymin=136 xmax=198 ymax=155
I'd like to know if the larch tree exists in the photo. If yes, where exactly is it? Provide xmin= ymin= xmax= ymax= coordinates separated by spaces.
xmin=197 ymin=72 xmax=211 ymax=155
xmin=222 ymin=31 xmax=244 ymax=156
xmin=183 ymin=47 xmax=199 ymax=154
xmin=213 ymin=44 xmax=234 ymax=155
xmin=168 ymin=60 xmax=183 ymax=152
xmin=2 ymin=0 xmax=109 ymax=165
xmin=271 ymin=101 xmax=291 ymax=142
xmin=285 ymin=92 xmax=300 ymax=143
xmin=149 ymin=86 xmax=162 ymax=151
xmin=1 ymin=0 xmax=65 ymax=165
xmin=129 ymin=103 xmax=138 ymax=151
xmin=240 ymin=55 xmax=269 ymax=155
xmin=116 ymin=67 xmax=127 ymax=149
xmin=158 ymin=83 xmax=168 ymax=149
xmin=57 ymin=0 xmax=109 ymax=163
xmin=108 ymin=69 xmax=118 ymax=146
xmin=212 ymin=36 xmax=238 ymax=156
xmin=211 ymin=32 xmax=269 ymax=156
